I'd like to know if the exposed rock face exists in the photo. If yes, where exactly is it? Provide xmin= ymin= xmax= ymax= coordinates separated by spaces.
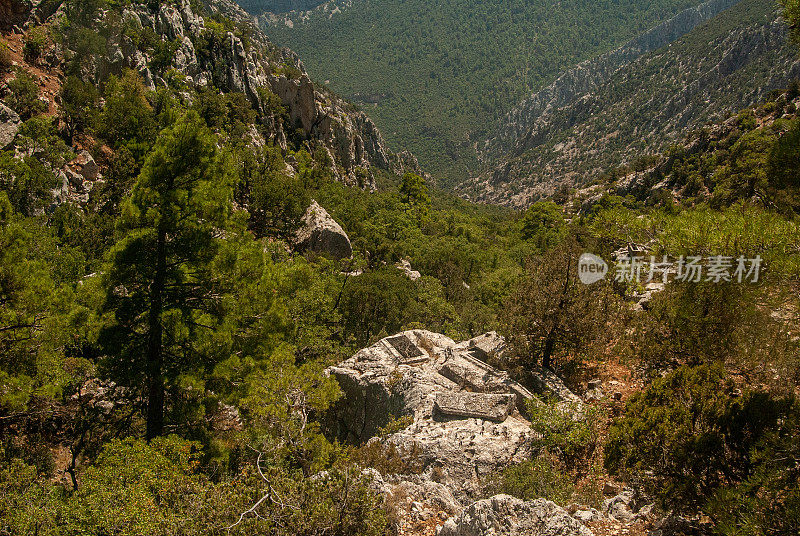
xmin=367 ymin=469 xmax=463 ymax=526
xmin=71 ymin=150 xmax=100 ymax=181
xmin=327 ymin=330 xmax=572 ymax=499
xmin=437 ymin=495 xmax=594 ymax=536
xmin=66 ymin=0 xmax=417 ymax=190
xmin=51 ymin=150 xmax=104 ymax=208
xmin=0 ymin=103 xmax=20 ymax=149
xmin=396 ymin=259 xmax=421 ymax=281
xmin=294 ymin=200 xmax=352 ymax=259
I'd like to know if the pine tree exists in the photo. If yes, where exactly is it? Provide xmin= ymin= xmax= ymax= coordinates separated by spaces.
xmin=99 ymin=111 xmax=236 ymax=440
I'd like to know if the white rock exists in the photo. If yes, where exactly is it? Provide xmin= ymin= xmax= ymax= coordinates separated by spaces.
xmin=438 ymin=495 xmax=594 ymax=536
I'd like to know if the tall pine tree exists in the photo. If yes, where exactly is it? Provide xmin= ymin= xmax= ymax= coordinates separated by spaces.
xmin=99 ymin=111 xmax=236 ymax=440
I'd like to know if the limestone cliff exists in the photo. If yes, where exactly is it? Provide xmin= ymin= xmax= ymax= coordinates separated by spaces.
xmin=10 ymin=0 xmax=418 ymax=190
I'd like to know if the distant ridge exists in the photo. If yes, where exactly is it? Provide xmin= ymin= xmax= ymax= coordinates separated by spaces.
xmin=482 ymin=0 xmax=744 ymax=162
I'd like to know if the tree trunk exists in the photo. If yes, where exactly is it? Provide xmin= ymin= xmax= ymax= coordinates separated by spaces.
xmin=145 ymin=228 xmax=167 ymax=441
xmin=542 ymin=334 xmax=554 ymax=370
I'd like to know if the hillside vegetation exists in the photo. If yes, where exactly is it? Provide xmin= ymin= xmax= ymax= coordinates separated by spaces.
xmin=462 ymin=0 xmax=800 ymax=207
xmin=258 ymin=0 xmax=703 ymax=183
xmin=0 ymin=0 xmax=799 ymax=535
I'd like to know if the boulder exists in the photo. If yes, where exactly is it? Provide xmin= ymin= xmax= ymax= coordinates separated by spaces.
xmin=604 ymin=488 xmax=653 ymax=523
xmin=294 ymin=200 xmax=352 ymax=259
xmin=70 ymin=150 xmax=100 ymax=181
xmin=0 ymin=103 xmax=21 ymax=149
xmin=604 ymin=489 xmax=636 ymax=522
xmin=397 ymin=259 xmax=421 ymax=280
xmin=438 ymin=495 xmax=594 ymax=536
xmin=572 ymin=507 xmax=602 ymax=524
xmin=326 ymin=330 xmax=567 ymax=499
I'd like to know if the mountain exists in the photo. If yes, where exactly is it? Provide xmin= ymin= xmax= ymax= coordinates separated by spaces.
xmin=253 ymin=0 xmax=708 ymax=183
xmin=459 ymin=0 xmax=800 ymax=207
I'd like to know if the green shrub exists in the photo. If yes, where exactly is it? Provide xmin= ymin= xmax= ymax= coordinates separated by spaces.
xmin=605 ymin=364 xmax=796 ymax=514
xmin=275 ymin=63 xmax=303 ymax=80
xmin=737 ymin=109 xmax=757 ymax=131
xmin=519 ymin=201 xmax=566 ymax=249
xmin=489 ymin=456 xmax=574 ymax=505
xmin=23 ymin=27 xmax=48 ymax=64
xmin=0 ymin=42 xmax=12 ymax=71
xmin=5 ymin=69 xmax=46 ymax=120
xmin=0 ymin=455 xmax=63 ymax=536
xmin=60 ymin=75 xmax=99 ymax=136
xmin=65 ymin=436 xmax=207 ymax=535
xmin=149 ymin=38 xmax=180 ymax=72
xmin=527 ymin=397 xmax=600 ymax=470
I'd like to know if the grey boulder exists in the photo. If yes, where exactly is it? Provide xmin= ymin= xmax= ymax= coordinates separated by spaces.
xmin=294 ymin=200 xmax=353 ymax=259
xmin=0 ymin=103 xmax=21 ymax=149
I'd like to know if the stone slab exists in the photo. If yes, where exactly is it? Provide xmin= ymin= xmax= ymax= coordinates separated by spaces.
xmin=386 ymin=334 xmax=428 ymax=364
xmin=434 ymin=392 xmax=514 ymax=422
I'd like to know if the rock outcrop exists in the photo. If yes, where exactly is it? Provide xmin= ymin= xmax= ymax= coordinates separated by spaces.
xmin=294 ymin=200 xmax=352 ymax=259
xmin=437 ymin=495 xmax=594 ymax=536
xmin=0 ymin=103 xmax=20 ymax=149
xmin=396 ymin=259 xmax=421 ymax=281
xmin=327 ymin=330 xmax=585 ymax=500
xmin=51 ymin=150 xmax=103 ymax=207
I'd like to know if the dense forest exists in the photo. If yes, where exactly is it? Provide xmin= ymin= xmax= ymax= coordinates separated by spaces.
xmin=0 ymin=0 xmax=799 ymax=535
xmin=260 ymin=0 xmax=703 ymax=183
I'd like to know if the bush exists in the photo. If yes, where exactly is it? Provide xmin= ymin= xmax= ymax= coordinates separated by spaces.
xmin=527 ymin=397 xmax=600 ymax=470
xmin=60 ymin=75 xmax=99 ymax=136
xmin=0 ymin=455 xmax=63 ymax=536
xmin=519 ymin=201 xmax=566 ymax=251
xmin=489 ymin=456 xmax=574 ymax=505
xmin=605 ymin=364 xmax=796 ymax=514
xmin=5 ymin=69 xmax=46 ymax=120
xmin=23 ymin=27 xmax=48 ymax=64
xmin=149 ymin=38 xmax=180 ymax=72
xmin=0 ymin=42 xmax=12 ymax=71
xmin=64 ymin=436 xmax=207 ymax=535
xmin=97 ymin=70 xmax=157 ymax=158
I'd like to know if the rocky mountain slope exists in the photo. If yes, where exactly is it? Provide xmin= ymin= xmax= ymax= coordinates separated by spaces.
xmin=460 ymin=0 xmax=800 ymax=207
xmin=1 ymin=0 xmax=419 ymax=191
xmin=570 ymin=85 xmax=800 ymax=212
xmin=479 ymin=0 xmax=744 ymax=163
xmin=236 ymin=0 xmax=326 ymax=14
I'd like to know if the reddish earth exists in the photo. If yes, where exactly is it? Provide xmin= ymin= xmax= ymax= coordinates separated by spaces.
xmin=2 ymin=26 xmax=64 ymax=117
